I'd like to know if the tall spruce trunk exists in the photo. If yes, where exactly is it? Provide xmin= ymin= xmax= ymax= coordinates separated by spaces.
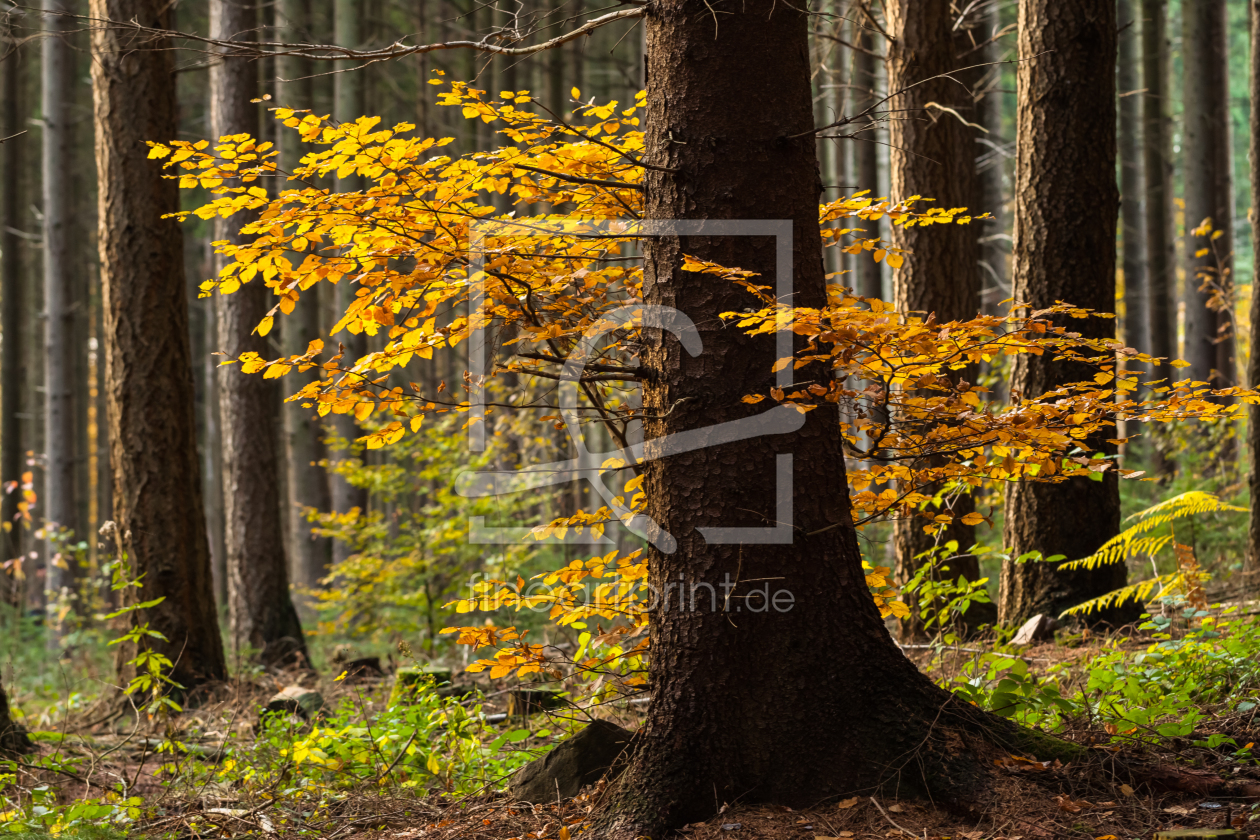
xmin=975 ymin=1 xmax=1007 ymax=314
xmin=1118 ymin=0 xmax=1147 ymax=355
xmin=277 ymin=0 xmax=332 ymax=590
xmin=90 ymin=0 xmax=226 ymax=689
xmin=1246 ymin=0 xmax=1260 ymax=582
xmin=41 ymin=0 xmax=78 ymax=611
xmin=599 ymin=2 xmax=1054 ymax=835
xmin=999 ymin=0 xmax=1132 ymax=627
xmin=210 ymin=0 xmax=309 ymax=668
xmin=1142 ymin=0 xmax=1175 ymax=473
xmin=329 ymin=0 xmax=369 ymax=567
xmin=1 ymin=12 xmax=26 ymax=606
xmin=849 ymin=0 xmax=881 ymax=299
xmin=885 ymin=0 xmax=993 ymax=636
xmin=1182 ymin=0 xmax=1235 ymax=390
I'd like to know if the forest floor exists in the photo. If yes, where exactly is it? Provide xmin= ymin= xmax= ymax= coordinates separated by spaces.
xmin=10 ymin=609 xmax=1260 ymax=840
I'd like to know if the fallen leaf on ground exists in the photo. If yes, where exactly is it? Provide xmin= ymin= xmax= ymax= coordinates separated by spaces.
xmin=1054 ymin=794 xmax=1094 ymax=814
xmin=836 ymin=797 xmax=860 ymax=809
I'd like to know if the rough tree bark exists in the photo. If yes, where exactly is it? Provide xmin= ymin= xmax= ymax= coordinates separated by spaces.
xmin=90 ymin=0 xmax=226 ymax=689
xmin=1 ymin=11 xmax=26 ymax=605
xmin=597 ymin=2 xmax=1058 ymax=836
xmin=999 ymin=0 xmax=1133 ymax=628
xmin=277 ymin=0 xmax=332 ymax=591
xmin=329 ymin=0 xmax=369 ymax=567
xmin=886 ymin=0 xmax=994 ymax=636
xmin=210 ymin=0 xmax=309 ymax=668
xmin=1142 ymin=0 xmax=1175 ymax=475
xmin=42 ymin=0 xmax=79 ymax=611
xmin=1182 ymin=0 xmax=1235 ymax=390
xmin=1117 ymin=0 xmax=1147 ymax=355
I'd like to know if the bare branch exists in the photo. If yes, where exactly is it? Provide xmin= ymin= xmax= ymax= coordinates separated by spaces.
xmin=76 ymin=5 xmax=644 ymax=62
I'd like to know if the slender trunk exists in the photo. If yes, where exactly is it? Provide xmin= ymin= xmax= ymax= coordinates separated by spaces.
xmin=1118 ymin=0 xmax=1147 ymax=355
xmin=849 ymin=0 xmax=881 ymax=299
xmin=885 ymin=0 xmax=992 ymax=636
xmin=1246 ymin=0 xmax=1260 ymax=583
xmin=547 ymin=0 xmax=566 ymax=117
xmin=1000 ymin=0 xmax=1132 ymax=627
xmin=1142 ymin=0 xmax=1175 ymax=473
xmin=277 ymin=0 xmax=332 ymax=590
xmin=330 ymin=0 xmax=369 ymax=568
xmin=1 ymin=12 xmax=26 ymax=607
xmin=90 ymin=0 xmax=226 ymax=689
xmin=42 ymin=0 xmax=78 ymax=613
xmin=599 ymin=2 xmax=1045 ymax=836
xmin=975 ymin=1 xmax=1007 ymax=313
xmin=204 ymin=301 xmax=226 ymax=607
xmin=211 ymin=0 xmax=309 ymax=668
xmin=1182 ymin=0 xmax=1235 ymax=390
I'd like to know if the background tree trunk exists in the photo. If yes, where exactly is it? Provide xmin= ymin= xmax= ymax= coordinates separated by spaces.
xmin=1 ymin=10 xmax=27 ymax=607
xmin=849 ymin=0 xmax=882 ymax=299
xmin=330 ymin=0 xmax=369 ymax=567
xmin=210 ymin=0 xmax=309 ymax=668
xmin=90 ymin=0 xmax=226 ymax=689
xmin=1246 ymin=0 xmax=1260 ymax=583
xmin=600 ymin=2 xmax=1044 ymax=835
xmin=1117 ymin=0 xmax=1147 ymax=355
xmin=975 ymin=1 xmax=1007 ymax=314
xmin=42 ymin=0 xmax=79 ymax=625
xmin=0 ymin=684 xmax=30 ymax=754
xmin=1142 ymin=0 xmax=1175 ymax=475
xmin=1182 ymin=0 xmax=1235 ymax=390
xmin=885 ymin=0 xmax=993 ymax=636
xmin=277 ymin=0 xmax=332 ymax=592
xmin=999 ymin=0 xmax=1133 ymax=628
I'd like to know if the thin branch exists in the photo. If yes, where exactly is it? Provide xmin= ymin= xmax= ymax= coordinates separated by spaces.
xmin=75 ymin=6 xmax=644 ymax=61
xmin=513 ymin=163 xmax=644 ymax=193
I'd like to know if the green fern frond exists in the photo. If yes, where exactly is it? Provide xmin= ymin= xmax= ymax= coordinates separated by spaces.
xmin=1059 ymin=573 xmax=1181 ymax=618
xmin=1058 ymin=491 xmax=1244 ymax=571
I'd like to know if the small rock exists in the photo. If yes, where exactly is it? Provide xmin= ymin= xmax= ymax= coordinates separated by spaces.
xmin=264 ymin=685 xmax=323 ymax=720
xmin=510 ymin=719 xmax=635 ymax=803
xmin=1012 ymin=613 xmax=1059 ymax=646
xmin=721 ymin=824 xmax=742 ymax=831
xmin=507 ymin=688 xmax=567 ymax=717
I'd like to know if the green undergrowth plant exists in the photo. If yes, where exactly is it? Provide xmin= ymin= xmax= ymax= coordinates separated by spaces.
xmin=949 ymin=603 xmax=1260 ymax=755
xmin=169 ymin=677 xmax=561 ymax=834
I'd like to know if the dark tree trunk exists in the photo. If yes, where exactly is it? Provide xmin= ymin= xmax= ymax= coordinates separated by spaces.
xmin=277 ymin=0 xmax=332 ymax=591
xmin=210 ymin=0 xmax=309 ymax=668
xmin=598 ymin=2 xmax=1052 ymax=836
xmin=999 ymin=0 xmax=1133 ymax=628
xmin=0 ymin=684 xmax=30 ymax=754
xmin=1117 ymin=0 xmax=1147 ymax=355
xmin=90 ymin=0 xmax=226 ymax=689
xmin=849 ymin=0 xmax=882 ymax=299
xmin=886 ymin=0 xmax=995 ymax=637
xmin=1182 ymin=0 xmax=1235 ymax=390
xmin=330 ymin=0 xmax=369 ymax=567
xmin=1 ymin=11 xmax=27 ymax=607
xmin=1142 ymin=0 xmax=1175 ymax=474
xmin=1246 ymin=0 xmax=1260 ymax=582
